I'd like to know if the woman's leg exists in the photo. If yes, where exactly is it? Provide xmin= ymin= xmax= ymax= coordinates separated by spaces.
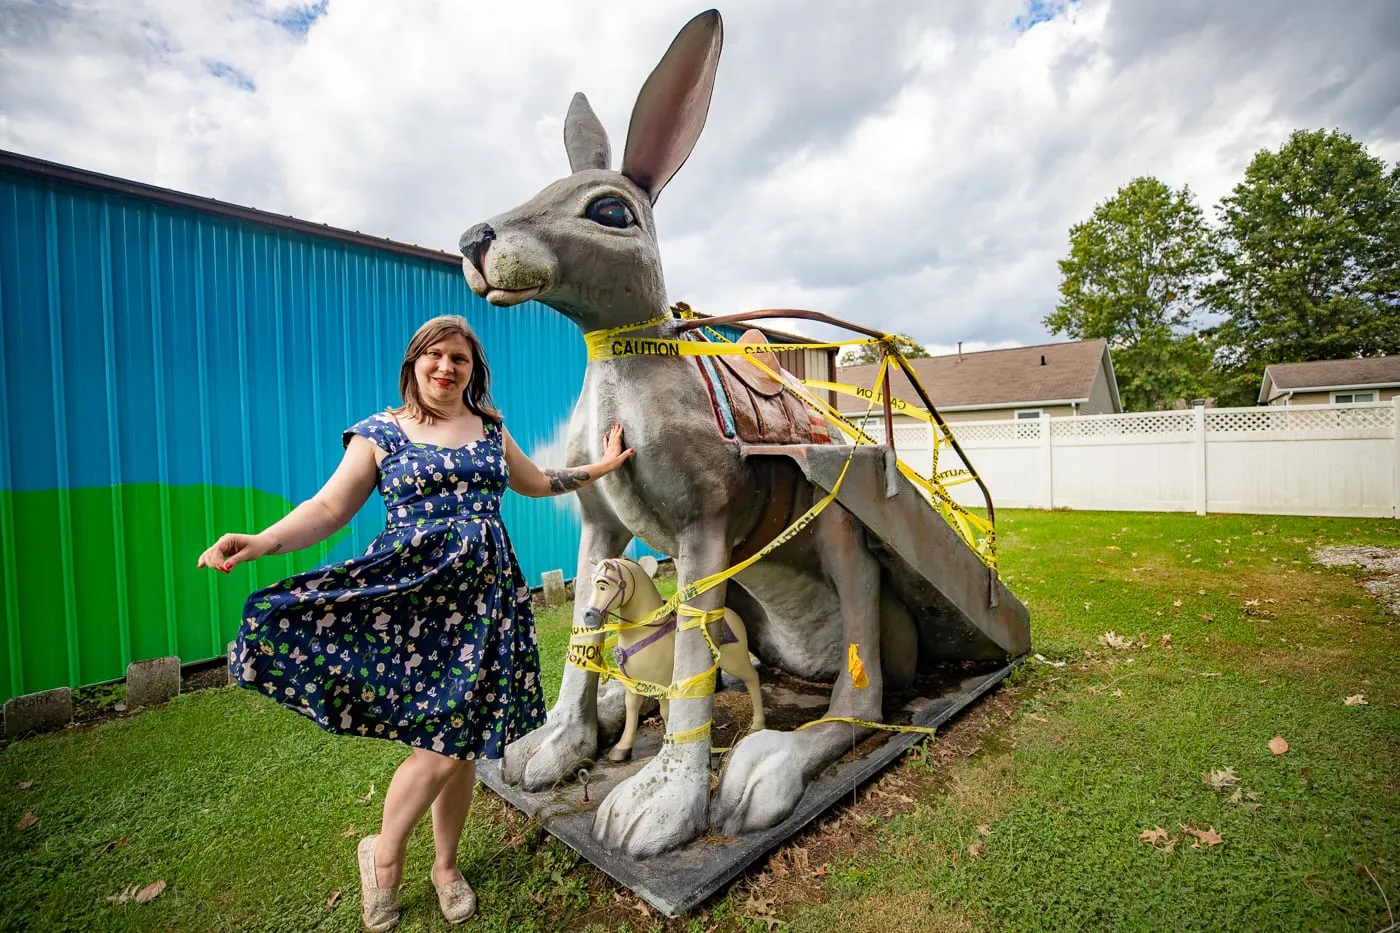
xmin=375 ymin=748 xmax=461 ymax=888
xmin=429 ymin=760 xmax=477 ymax=886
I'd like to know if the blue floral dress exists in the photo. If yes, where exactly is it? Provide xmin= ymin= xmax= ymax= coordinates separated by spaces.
xmin=227 ymin=412 xmax=546 ymax=759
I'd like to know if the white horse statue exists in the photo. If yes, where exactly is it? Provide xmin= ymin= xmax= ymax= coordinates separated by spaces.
xmin=580 ymin=556 xmax=764 ymax=762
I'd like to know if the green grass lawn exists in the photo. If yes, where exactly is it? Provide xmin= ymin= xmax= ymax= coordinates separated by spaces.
xmin=2 ymin=511 xmax=1397 ymax=932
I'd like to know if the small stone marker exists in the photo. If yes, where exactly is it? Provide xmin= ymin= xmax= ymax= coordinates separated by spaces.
xmin=125 ymin=656 xmax=181 ymax=709
xmin=542 ymin=569 xmax=568 ymax=606
xmin=3 ymin=687 xmax=73 ymax=737
xmin=227 ymin=641 xmax=238 ymax=686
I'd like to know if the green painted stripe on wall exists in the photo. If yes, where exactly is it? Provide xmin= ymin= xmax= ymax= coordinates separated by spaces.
xmin=1 ymin=484 xmax=349 ymax=702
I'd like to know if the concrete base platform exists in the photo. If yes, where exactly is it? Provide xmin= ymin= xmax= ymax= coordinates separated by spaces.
xmin=478 ymin=658 xmax=1019 ymax=916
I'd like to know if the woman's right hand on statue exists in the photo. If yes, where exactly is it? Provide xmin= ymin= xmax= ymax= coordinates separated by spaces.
xmin=197 ymin=533 xmax=276 ymax=573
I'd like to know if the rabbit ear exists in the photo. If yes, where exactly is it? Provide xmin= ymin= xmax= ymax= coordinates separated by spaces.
xmin=564 ymin=92 xmax=611 ymax=173
xmin=637 ymin=555 xmax=659 ymax=578
xmin=621 ymin=9 xmax=723 ymax=203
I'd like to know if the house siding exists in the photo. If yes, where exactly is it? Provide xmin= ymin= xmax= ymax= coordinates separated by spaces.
xmin=1270 ymin=388 xmax=1400 ymax=406
xmin=1083 ymin=362 xmax=1116 ymax=414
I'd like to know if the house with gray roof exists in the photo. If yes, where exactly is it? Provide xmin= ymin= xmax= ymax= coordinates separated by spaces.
xmin=836 ymin=338 xmax=1121 ymax=424
xmin=1258 ymin=355 xmax=1400 ymax=406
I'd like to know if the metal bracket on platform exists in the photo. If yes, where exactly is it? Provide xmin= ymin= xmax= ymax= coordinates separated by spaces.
xmin=883 ymin=448 xmax=900 ymax=499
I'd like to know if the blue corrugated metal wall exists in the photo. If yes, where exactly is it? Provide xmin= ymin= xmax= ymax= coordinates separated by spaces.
xmin=0 ymin=161 xmax=602 ymax=701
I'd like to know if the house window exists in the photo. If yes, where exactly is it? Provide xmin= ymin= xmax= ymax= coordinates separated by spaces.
xmin=1014 ymin=409 xmax=1042 ymax=420
xmin=1332 ymin=391 xmax=1377 ymax=404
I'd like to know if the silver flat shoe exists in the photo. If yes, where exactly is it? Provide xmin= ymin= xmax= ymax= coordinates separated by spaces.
xmin=357 ymin=835 xmax=401 ymax=932
xmin=435 ymin=876 xmax=477 ymax=924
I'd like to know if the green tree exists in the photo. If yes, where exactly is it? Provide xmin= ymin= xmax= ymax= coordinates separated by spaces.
xmin=838 ymin=333 xmax=931 ymax=366
xmin=1207 ymin=129 xmax=1400 ymax=406
xmin=1044 ymin=176 xmax=1215 ymax=411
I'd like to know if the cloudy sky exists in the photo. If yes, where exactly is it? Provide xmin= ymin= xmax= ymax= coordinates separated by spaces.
xmin=3 ymin=0 xmax=1397 ymax=353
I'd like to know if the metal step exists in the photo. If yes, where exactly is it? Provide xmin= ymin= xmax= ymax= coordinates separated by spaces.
xmin=741 ymin=443 xmax=1031 ymax=663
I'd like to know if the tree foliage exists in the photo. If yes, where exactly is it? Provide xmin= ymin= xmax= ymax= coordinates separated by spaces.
xmin=1206 ymin=129 xmax=1400 ymax=405
xmin=838 ymin=333 xmax=931 ymax=366
xmin=1044 ymin=177 xmax=1216 ymax=410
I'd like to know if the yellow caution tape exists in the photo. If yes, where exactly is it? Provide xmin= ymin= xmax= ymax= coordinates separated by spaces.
xmin=796 ymin=716 xmax=937 ymax=737
xmin=745 ymin=354 xmax=997 ymax=566
xmin=664 ymin=721 xmax=712 ymax=746
xmin=584 ymin=314 xmax=881 ymax=362
xmin=847 ymin=643 xmax=869 ymax=689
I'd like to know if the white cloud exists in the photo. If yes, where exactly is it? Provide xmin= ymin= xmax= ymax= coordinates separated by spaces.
xmin=3 ymin=0 xmax=1396 ymax=350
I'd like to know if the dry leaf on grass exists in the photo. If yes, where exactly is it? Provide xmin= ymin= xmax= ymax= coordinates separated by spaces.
xmin=1110 ymin=689 xmax=1124 ymax=698
xmin=340 ymin=825 xmax=357 ymax=837
xmin=976 ymin=824 xmax=992 ymax=836
xmin=326 ymin=890 xmax=340 ymax=909
xmin=1032 ymin=653 xmax=1066 ymax=668
xmin=135 ymin=881 xmax=166 ymax=904
xmin=967 ymin=840 xmax=985 ymax=859
xmin=1027 ymin=713 xmax=1049 ymax=723
xmin=1180 ymin=825 xmax=1223 ymax=848
xmin=1268 ymin=736 xmax=1289 ymax=755
xmin=1172 ymin=599 xmax=1183 ymax=607
xmin=16 ymin=811 xmax=37 ymax=831
xmin=1139 ymin=827 xmax=1170 ymax=848
xmin=109 ymin=881 xmax=166 ymax=906
xmin=360 ymin=783 xmax=376 ymax=802
xmin=1159 ymin=633 xmax=1173 ymax=647
xmin=16 ymin=781 xmax=33 ymax=790
xmin=786 ymin=846 xmax=811 ymax=872
xmin=741 ymin=893 xmax=780 ymax=931
xmin=1226 ymin=788 xmax=1261 ymax=811
xmin=1343 ymin=694 xmax=1368 ymax=706
xmin=1203 ymin=767 xmax=1241 ymax=791
xmin=1097 ymin=631 xmax=1140 ymax=650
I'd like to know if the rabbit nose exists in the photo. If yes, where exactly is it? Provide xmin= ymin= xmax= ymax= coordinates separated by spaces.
xmin=459 ymin=223 xmax=496 ymax=273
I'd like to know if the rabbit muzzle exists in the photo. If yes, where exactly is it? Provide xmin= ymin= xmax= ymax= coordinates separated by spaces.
xmin=459 ymin=224 xmax=557 ymax=307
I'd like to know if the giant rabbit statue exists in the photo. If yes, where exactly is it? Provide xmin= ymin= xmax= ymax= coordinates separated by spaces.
xmin=461 ymin=10 xmax=931 ymax=858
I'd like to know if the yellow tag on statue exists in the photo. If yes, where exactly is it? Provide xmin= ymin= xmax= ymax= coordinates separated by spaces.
xmin=848 ymin=643 xmax=869 ymax=689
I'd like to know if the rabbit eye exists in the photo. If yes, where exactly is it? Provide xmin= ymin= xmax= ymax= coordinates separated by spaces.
xmin=585 ymin=196 xmax=635 ymax=229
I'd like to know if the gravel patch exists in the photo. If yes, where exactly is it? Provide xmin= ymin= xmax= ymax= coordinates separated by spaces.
xmin=1312 ymin=545 xmax=1400 ymax=617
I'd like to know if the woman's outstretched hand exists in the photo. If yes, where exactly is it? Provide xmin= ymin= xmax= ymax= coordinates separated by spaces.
xmin=595 ymin=423 xmax=635 ymax=478
xmin=196 ymin=533 xmax=275 ymax=573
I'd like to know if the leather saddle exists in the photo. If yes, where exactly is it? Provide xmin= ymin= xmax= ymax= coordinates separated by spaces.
xmin=695 ymin=329 xmax=832 ymax=446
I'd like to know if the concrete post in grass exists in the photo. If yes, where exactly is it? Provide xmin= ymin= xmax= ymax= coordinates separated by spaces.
xmin=3 ymin=687 xmax=73 ymax=737
xmin=541 ymin=569 xmax=568 ymax=606
xmin=126 ymin=656 xmax=181 ymax=709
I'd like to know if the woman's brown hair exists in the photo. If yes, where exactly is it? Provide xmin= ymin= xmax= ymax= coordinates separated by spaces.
xmin=391 ymin=315 xmax=502 ymax=425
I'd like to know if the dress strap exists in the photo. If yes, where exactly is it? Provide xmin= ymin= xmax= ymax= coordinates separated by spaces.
xmin=342 ymin=411 xmax=409 ymax=455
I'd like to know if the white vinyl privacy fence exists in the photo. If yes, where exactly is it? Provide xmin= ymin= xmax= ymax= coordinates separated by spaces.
xmin=860 ymin=400 xmax=1399 ymax=519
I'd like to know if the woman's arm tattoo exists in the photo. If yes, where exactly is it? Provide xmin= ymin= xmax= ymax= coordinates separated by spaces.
xmin=544 ymin=467 xmax=591 ymax=493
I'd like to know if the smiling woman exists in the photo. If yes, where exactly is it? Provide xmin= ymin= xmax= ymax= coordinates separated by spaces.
xmin=195 ymin=314 xmax=633 ymax=929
